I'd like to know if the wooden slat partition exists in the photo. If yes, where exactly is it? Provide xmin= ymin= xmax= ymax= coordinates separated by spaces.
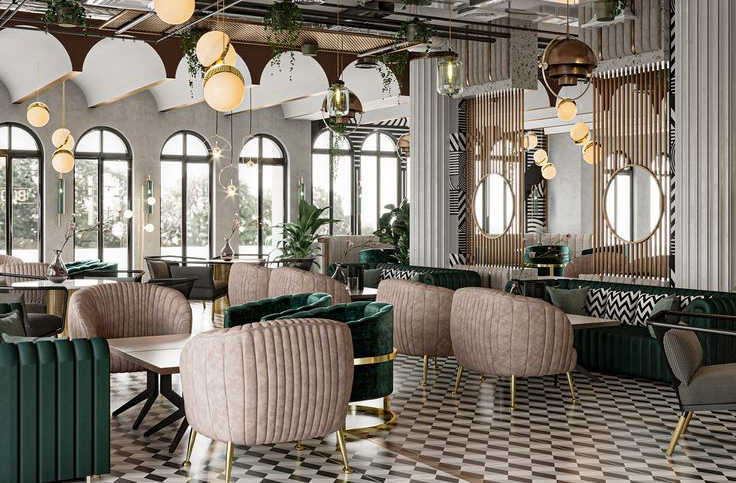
xmin=592 ymin=62 xmax=671 ymax=281
xmin=466 ymin=89 xmax=525 ymax=266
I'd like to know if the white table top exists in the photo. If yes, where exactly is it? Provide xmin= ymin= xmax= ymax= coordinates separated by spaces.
xmin=12 ymin=278 xmax=119 ymax=289
xmin=566 ymin=314 xmax=621 ymax=330
xmin=108 ymin=334 xmax=196 ymax=375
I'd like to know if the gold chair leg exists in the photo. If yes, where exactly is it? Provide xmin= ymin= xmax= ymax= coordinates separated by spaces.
xmin=295 ymin=440 xmax=305 ymax=450
xmin=480 ymin=374 xmax=486 ymax=383
xmin=336 ymin=428 xmax=353 ymax=474
xmin=383 ymin=396 xmax=391 ymax=413
xmin=225 ymin=442 xmax=235 ymax=482
xmin=183 ymin=428 xmax=197 ymax=466
xmin=565 ymin=372 xmax=579 ymax=403
xmin=421 ymin=355 xmax=429 ymax=386
xmin=510 ymin=375 xmax=516 ymax=411
xmin=681 ymin=411 xmax=694 ymax=435
xmin=452 ymin=365 xmax=463 ymax=395
xmin=666 ymin=413 xmax=688 ymax=456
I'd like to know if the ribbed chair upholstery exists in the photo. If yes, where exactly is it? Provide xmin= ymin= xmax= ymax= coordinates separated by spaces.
xmin=224 ymin=292 xmax=332 ymax=328
xmin=0 ymin=262 xmax=51 ymax=309
xmin=180 ymin=319 xmax=354 ymax=480
xmin=227 ymin=262 xmax=271 ymax=306
xmin=269 ymin=267 xmax=351 ymax=304
xmin=67 ymin=282 xmax=192 ymax=373
xmin=0 ymin=254 xmax=22 ymax=265
xmin=450 ymin=288 xmax=578 ymax=410
xmin=377 ymin=279 xmax=453 ymax=386
xmin=563 ymin=252 xmax=628 ymax=278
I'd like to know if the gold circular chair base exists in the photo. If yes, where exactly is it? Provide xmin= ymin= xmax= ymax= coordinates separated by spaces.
xmin=344 ymin=401 xmax=397 ymax=436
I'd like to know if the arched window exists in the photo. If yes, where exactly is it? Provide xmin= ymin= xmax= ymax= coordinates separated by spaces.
xmin=0 ymin=123 xmax=43 ymax=261
xmin=311 ymin=129 xmax=352 ymax=235
xmin=74 ymin=127 xmax=132 ymax=268
xmin=160 ymin=131 xmax=212 ymax=258
xmin=359 ymin=131 xmax=402 ymax=234
xmin=238 ymin=135 xmax=286 ymax=257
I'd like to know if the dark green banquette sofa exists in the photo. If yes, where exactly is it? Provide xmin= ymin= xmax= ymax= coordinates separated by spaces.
xmin=328 ymin=262 xmax=481 ymax=291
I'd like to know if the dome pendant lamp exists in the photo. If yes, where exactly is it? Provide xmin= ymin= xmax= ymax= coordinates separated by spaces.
xmin=154 ymin=0 xmax=194 ymax=25
xmin=51 ymin=81 xmax=75 ymax=174
xmin=437 ymin=0 xmax=464 ymax=98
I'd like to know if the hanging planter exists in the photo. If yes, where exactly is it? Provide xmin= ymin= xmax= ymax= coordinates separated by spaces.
xmin=180 ymin=28 xmax=209 ymax=95
xmin=263 ymin=0 xmax=304 ymax=75
xmin=44 ymin=0 xmax=87 ymax=29
xmin=398 ymin=17 xmax=433 ymax=44
xmin=377 ymin=51 xmax=409 ymax=96
xmin=593 ymin=0 xmax=625 ymax=22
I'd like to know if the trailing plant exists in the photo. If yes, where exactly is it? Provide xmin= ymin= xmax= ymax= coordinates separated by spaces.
xmin=326 ymin=119 xmax=348 ymax=180
xmin=263 ymin=0 xmax=304 ymax=76
xmin=276 ymin=199 xmax=339 ymax=266
xmin=44 ymin=0 xmax=87 ymax=30
xmin=377 ymin=50 xmax=409 ymax=96
xmin=397 ymin=17 xmax=433 ymax=45
xmin=180 ymin=28 xmax=208 ymax=95
xmin=373 ymin=200 xmax=410 ymax=264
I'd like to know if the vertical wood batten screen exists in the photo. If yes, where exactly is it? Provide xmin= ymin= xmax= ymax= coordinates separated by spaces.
xmin=466 ymin=89 xmax=524 ymax=267
xmin=592 ymin=62 xmax=671 ymax=281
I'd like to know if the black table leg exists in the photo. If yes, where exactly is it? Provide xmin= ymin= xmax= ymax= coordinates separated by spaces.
xmin=133 ymin=372 xmax=160 ymax=429
xmin=141 ymin=374 xmax=188 ymax=452
xmin=113 ymin=371 xmax=159 ymax=419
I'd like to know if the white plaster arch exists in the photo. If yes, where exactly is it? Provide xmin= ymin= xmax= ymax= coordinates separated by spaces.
xmin=341 ymin=59 xmax=400 ymax=103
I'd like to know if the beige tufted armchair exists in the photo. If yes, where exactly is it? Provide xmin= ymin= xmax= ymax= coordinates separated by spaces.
xmin=0 ymin=254 xmax=22 ymax=266
xmin=180 ymin=319 xmax=355 ymax=481
xmin=269 ymin=267 xmax=351 ymax=304
xmin=227 ymin=262 xmax=272 ymax=307
xmin=450 ymin=288 xmax=577 ymax=410
xmin=377 ymin=279 xmax=454 ymax=386
xmin=68 ymin=282 xmax=192 ymax=373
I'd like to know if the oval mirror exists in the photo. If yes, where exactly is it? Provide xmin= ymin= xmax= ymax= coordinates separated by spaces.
xmin=604 ymin=164 xmax=663 ymax=243
xmin=473 ymin=173 xmax=514 ymax=238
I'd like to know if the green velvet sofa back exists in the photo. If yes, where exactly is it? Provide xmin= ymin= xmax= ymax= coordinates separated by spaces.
xmin=359 ymin=248 xmax=398 ymax=264
xmin=277 ymin=301 xmax=394 ymax=402
xmin=0 ymin=338 xmax=110 ymax=483
xmin=329 ymin=262 xmax=481 ymax=290
xmin=224 ymin=292 xmax=332 ymax=328
xmin=67 ymin=260 xmax=119 ymax=277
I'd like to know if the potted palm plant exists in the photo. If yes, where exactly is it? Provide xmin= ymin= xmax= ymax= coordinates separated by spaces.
xmin=276 ymin=199 xmax=338 ymax=271
xmin=373 ymin=200 xmax=410 ymax=265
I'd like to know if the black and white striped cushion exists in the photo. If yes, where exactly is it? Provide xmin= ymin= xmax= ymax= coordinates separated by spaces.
xmin=604 ymin=290 xmax=642 ymax=325
xmin=585 ymin=288 xmax=610 ymax=318
xmin=635 ymin=293 xmax=667 ymax=327
xmin=380 ymin=268 xmax=416 ymax=281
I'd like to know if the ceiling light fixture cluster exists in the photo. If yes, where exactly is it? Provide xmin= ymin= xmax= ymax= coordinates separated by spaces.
xmin=524 ymin=131 xmax=557 ymax=180
xmin=51 ymin=81 xmax=75 ymax=174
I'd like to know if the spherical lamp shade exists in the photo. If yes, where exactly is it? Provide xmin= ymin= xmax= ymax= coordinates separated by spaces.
xmin=326 ymin=81 xmax=350 ymax=118
xmin=123 ymin=209 xmax=134 ymax=219
xmin=533 ymin=149 xmax=548 ymax=166
xmin=582 ymin=141 xmax=602 ymax=165
xmin=27 ymin=102 xmax=50 ymax=127
xmin=51 ymin=148 xmax=75 ymax=174
xmin=196 ymin=31 xmax=230 ymax=68
xmin=144 ymin=223 xmax=155 ymax=233
xmin=52 ymin=128 xmax=75 ymax=150
xmin=146 ymin=196 xmax=157 ymax=206
xmin=556 ymin=97 xmax=577 ymax=121
xmin=570 ymin=122 xmax=590 ymax=145
xmin=523 ymin=131 xmax=538 ymax=150
xmin=541 ymin=162 xmax=557 ymax=180
xmin=223 ymin=44 xmax=237 ymax=66
xmin=154 ymin=0 xmax=194 ymax=24
xmin=203 ymin=64 xmax=245 ymax=112
xmin=436 ymin=55 xmax=464 ymax=98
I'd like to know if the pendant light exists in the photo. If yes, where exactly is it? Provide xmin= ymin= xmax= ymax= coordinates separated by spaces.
xmin=154 ymin=0 xmax=194 ymax=25
xmin=582 ymin=141 xmax=602 ymax=165
xmin=436 ymin=1 xmax=464 ymax=98
xmin=570 ymin=122 xmax=590 ymax=145
xmin=218 ymin=110 xmax=239 ymax=196
xmin=201 ymin=0 xmax=245 ymax=112
xmin=27 ymin=63 xmax=50 ymax=128
xmin=541 ymin=162 xmax=557 ymax=180
xmin=51 ymin=81 xmax=74 ymax=174
xmin=325 ymin=1 xmax=350 ymax=118
xmin=533 ymin=149 xmax=548 ymax=166
xmin=523 ymin=131 xmax=538 ymax=150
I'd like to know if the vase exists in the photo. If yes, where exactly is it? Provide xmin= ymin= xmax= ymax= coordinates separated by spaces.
xmin=331 ymin=263 xmax=346 ymax=283
xmin=47 ymin=249 xmax=68 ymax=283
xmin=220 ymin=238 xmax=234 ymax=261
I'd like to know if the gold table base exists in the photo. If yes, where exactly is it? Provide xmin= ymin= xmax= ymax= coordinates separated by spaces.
xmin=344 ymin=396 xmax=397 ymax=436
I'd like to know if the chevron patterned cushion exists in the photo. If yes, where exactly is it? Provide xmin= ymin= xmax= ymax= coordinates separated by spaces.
xmin=635 ymin=293 xmax=667 ymax=326
xmin=680 ymin=295 xmax=708 ymax=308
xmin=586 ymin=288 xmax=610 ymax=318
xmin=604 ymin=290 xmax=642 ymax=326
xmin=380 ymin=268 xmax=416 ymax=281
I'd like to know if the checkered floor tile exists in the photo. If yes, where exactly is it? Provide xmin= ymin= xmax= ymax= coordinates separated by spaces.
xmin=97 ymin=304 xmax=736 ymax=482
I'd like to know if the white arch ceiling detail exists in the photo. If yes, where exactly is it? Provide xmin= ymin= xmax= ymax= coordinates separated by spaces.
xmin=149 ymin=54 xmax=252 ymax=112
xmin=341 ymin=59 xmax=400 ymax=104
xmin=72 ymin=37 xmax=166 ymax=107
xmin=0 ymin=27 xmax=72 ymax=102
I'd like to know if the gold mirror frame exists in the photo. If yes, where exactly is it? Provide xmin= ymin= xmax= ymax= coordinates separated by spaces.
xmin=602 ymin=163 xmax=664 ymax=244
xmin=471 ymin=173 xmax=516 ymax=240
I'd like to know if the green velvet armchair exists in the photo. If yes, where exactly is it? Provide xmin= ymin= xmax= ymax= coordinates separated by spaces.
xmin=0 ymin=338 xmax=110 ymax=483
xmin=224 ymin=292 xmax=333 ymax=328
xmin=276 ymin=301 xmax=394 ymax=403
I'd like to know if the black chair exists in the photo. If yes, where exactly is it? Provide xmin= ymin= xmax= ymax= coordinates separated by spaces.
xmin=169 ymin=264 xmax=227 ymax=322
xmin=81 ymin=268 xmax=145 ymax=282
xmin=0 ymin=281 xmax=69 ymax=337
xmin=649 ymin=310 xmax=736 ymax=456
xmin=148 ymin=277 xmax=197 ymax=299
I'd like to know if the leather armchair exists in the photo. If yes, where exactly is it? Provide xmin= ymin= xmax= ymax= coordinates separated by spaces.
xmin=170 ymin=265 xmax=228 ymax=322
xmin=224 ymin=292 xmax=332 ymax=328
xmin=67 ymin=282 xmax=192 ymax=373
xmin=227 ymin=262 xmax=271 ymax=306
xmin=144 ymin=257 xmax=172 ymax=279
xmin=0 ymin=254 xmax=22 ymax=265
xmin=269 ymin=267 xmax=351 ymax=304
xmin=0 ymin=262 xmax=52 ymax=312
xmin=450 ymin=288 xmax=577 ymax=410
xmin=180 ymin=319 xmax=354 ymax=480
xmin=376 ymin=279 xmax=453 ymax=386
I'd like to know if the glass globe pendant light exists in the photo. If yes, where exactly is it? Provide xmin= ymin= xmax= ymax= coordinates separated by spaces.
xmin=326 ymin=80 xmax=350 ymax=117
xmin=541 ymin=162 xmax=557 ymax=180
xmin=154 ymin=0 xmax=194 ymax=25
xmin=51 ymin=81 xmax=75 ymax=174
xmin=570 ymin=122 xmax=590 ymax=145
xmin=533 ymin=149 xmax=548 ymax=166
xmin=437 ymin=0 xmax=464 ymax=98
xmin=556 ymin=97 xmax=577 ymax=121
xmin=27 ymin=65 xmax=50 ymax=128
xmin=523 ymin=131 xmax=538 ymax=150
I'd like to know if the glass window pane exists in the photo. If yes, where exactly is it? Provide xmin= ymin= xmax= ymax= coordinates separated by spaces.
xmin=10 ymin=126 xmax=38 ymax=151
xmin=314 ymin=131 xmax=330 ymax=150
xmin=11 ymin=158 xmax=40 ymax=261
xmin=186 ymin=163 xmax=210 ymax=258
xmin=379 ymin=133 xmax=395 ymax=152
xmin=312 ymin=154 xmax=330 ymax=234
xmin=102 ymin=130 xmax=127 ymax=154
xmin=380 ymin=156 xmax=399 ymax=212
xmin=186 ymin=134 xmax=208 ymax=156
xmin=74 ymin=158 xmax=99 ymax=262
xmin=241 ymin=137 xmax=259 ymax=158
xmin=0 ymin=126 xmax=8 ymax=150
xmin=362 ymin=133 xmax=378 ymax=152
xmin=0 ymin=157 xmax=6 ymax=253
xmin=162 ymin=134 xmax=184 ymax=156
xmin=102 ymin=161 xmax=129 ymax=269
xmin=76 ymin=130 xmax=101 ymax=153
xmin=238 ymin=163 xmax=259 ymax=255
xmin=160 ymin=161 xmax=183 ymax=256
xmin=332 ymin=156 xmax=352 ymax=235
xmin=360 ymin=156 xmax=377 ymax=235
xmin=263 ymin=165 xmax=284 ymax=254
xmin=261 ymin=138 xmax=283 ymax=159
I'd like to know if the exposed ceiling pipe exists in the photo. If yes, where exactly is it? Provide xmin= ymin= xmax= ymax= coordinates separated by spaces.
xmin=115 ymin=11 xmax=154 ymax=35
xmin=0 ymin=0 xmax=31 ymax=29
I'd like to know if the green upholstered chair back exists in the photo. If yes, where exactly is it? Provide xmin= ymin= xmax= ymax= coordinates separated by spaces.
xmin=328 ymin=262 xmax=482 ymax=290
xmin=0 ymin=338 xmax=110 ymax=483
xmin=224 ymin=292 xmax=332 ymax=328
xmin=359 ymin=248 xmax=398 ymax=264
xmin=277 ymin=301 xmax=394 ymax=402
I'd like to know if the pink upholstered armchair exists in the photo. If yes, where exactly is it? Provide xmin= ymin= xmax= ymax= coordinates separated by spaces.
xmin=268 ymin=267 xmax=351 ymax=304
xmin=377 ymin=279 xmax=454 ymax=386
xmin=180 ymin=319 xmax=354 ymax=481
xmin=450 ymin=288 xmax=577 ymax=410
xmin=227 ymin=262 xmax=272 ymax=306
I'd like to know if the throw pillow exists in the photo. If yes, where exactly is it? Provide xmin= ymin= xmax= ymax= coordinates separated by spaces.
xmin=0 ymin=310 xmax=25 ymax=338
xmin=647 ymin=296 xmax=682 ymax=338
xmin=547 ymin=287 xmax=590 ymax=316
xmin=586 ymin=288 xmax=610 ymax=318
xmin=2 ymin=334 xmax=65 ymax=344
xmin=363 ymin=269 xmax=383 ymax=288
xmin=680 ymin=294 xmax=708 ymax=309
xmin=410 ymin=272 xmax=422 ymax=283
xmin=635 ymin=293 xmax=667 ymax=326
xmin=603 ymin=290 xmax=641 ymax=325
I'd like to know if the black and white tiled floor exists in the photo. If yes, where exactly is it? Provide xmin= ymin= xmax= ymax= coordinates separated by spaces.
xmin=99 ymin=304 xmax=736 ymax=482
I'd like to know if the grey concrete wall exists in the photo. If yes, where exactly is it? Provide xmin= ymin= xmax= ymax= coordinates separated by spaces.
xmin=0 ymin=81 xmax=312 ymax=268
xmin=546 ymin=133 xmax=594 ymax=235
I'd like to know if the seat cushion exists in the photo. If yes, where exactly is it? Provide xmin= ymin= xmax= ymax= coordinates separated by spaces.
xmin=663 ymin=329 xmax=702 ymax=384
xmin=680 ymin=363 xmax=736 ymax=407
xmin=25 ymin=313 xmax=64 ymax=337
xmin=547 ymin=287 xmax=589 ymax=316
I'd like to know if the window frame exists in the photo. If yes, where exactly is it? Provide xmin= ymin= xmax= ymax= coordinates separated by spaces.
xmin=0 ymin=122 xmax=44 ymax=261
xmin=238 ymin=134 xmax=288 ymax=258
xmin=310 ymin=128 xmax=355 ymax=235
xmin=73 ymin=126 xmax=133 ymax=268
xmin=160 ymin=130 xmax=213 ymax=259
xmin=357 ymin=130 xmax=403 ymax=235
